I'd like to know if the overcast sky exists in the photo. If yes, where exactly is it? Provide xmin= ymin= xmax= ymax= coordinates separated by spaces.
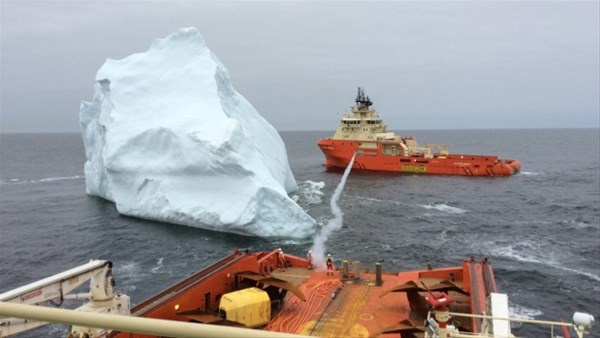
xmin=1 ymin=1 xmax=598 ymax=133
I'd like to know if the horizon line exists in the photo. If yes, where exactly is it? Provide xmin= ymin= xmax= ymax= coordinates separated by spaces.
xmin=1 ymin=126 xmax=599 ymax=135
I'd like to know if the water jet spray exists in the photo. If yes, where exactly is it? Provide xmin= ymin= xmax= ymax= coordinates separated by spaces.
xmin=310 ymin=153 xmax=356 ymax=269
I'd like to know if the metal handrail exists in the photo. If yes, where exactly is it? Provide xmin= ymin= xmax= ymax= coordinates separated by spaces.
xmin=438 ymin=311 xmax=574 ymax=327
xmin=430 ymin=311 xmax=590 ymax=338
xmin=0 ymin=302 xmax=307 ymax=338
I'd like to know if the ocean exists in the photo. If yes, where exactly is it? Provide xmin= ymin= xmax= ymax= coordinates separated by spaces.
xmin=1 ymin=129 xmax=599 ymax=337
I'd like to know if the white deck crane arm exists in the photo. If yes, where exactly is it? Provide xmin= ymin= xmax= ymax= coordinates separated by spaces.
xmin=0 ymin=259 xmax=130 ymax=337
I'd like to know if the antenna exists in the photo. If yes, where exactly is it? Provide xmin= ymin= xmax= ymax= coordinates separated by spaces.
xmin=355 ymin=87 xmax=372 ymax=108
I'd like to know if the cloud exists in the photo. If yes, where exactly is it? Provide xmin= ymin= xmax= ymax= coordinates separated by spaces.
xmin=1 ymin=1 xmax=598 ymax=132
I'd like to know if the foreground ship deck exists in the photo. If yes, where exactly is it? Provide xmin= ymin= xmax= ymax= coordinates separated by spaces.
xmin=105 ymin=249 xmax=501 ymax=337
xmin=317 ymin=88 xmax=521 ymax=176
xmin=0 ymin=248 xmax=595 ymax=337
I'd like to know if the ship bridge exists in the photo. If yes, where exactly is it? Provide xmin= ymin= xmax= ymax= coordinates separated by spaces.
xmin=333 ymin=88 xmax=393 ymax=141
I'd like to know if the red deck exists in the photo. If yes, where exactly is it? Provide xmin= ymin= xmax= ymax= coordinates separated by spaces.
xmin=112 ymin=249 xmax=497 ymax=337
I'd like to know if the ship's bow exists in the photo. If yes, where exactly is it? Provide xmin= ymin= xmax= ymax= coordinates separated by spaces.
xmin=317 ymin=138 xmax=347 ymax=169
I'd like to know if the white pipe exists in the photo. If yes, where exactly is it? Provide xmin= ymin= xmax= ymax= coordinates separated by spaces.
xmin=0 ymin=302 xmax=306 ymax=338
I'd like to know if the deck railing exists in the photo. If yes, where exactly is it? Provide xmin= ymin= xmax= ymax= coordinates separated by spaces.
xmin=429 ymin=311 xmax=593 ymax=338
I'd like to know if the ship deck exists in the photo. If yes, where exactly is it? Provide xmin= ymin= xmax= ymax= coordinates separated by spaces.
xmin=114 ymin=250 xmax=491 ymax=338
xmin=265 ymin=267 xmax=449 ymax=337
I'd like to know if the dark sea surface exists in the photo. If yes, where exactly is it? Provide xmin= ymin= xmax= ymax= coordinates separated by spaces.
xmin=1 ymin=129 xmax=599 ymax=337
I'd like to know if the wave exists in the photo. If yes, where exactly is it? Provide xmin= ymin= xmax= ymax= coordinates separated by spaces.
xmin=379 ymin=243 xmax=393 ymax=251
xmin=0 ymin=175 xmax=84 ymax=185
xmin=114 ymin=261 xmax=141 ymax=277
xmin=348 ymin=195 xmax=467 ymax=214
xmin=509 ymin=303 xmax=543 ymax=320
xmin=519 ymin=171 xmax=544 ymax=176
xmin=419 ymin=202 xmax=467 ymax=214
xmin=291 ymin=180 xmax=325 ymax=205
xmin=561 ymin=219 xmax=599 ymax=230
xmin=151 ymin=257 xmax=164 ymax=273
xmin=271 ymin=238 xmax=313 ymax=246
xmin=348 ymin=195 xmax=401 ymax=205
xmin=490 ymin=243 xmax=600 ymax=282
xmin=113 ymin=261 xmax=143 ymax=292
xmin=512 ymin=219 xmax=599 ymax=230
xmin=553 ymin=265 xmax=600 ymax=282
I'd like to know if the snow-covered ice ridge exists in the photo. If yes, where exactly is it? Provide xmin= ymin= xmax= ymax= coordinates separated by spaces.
xmin=80 ymin=27 xmax=315 ymax=237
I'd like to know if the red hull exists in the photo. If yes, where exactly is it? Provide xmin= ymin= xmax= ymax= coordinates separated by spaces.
xmin=318 ymin=138 xmax=521 ymax=176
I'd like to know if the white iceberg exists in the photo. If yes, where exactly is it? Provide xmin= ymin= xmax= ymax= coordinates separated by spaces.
xmin=79 ymin=27 xmax=315 ymax=237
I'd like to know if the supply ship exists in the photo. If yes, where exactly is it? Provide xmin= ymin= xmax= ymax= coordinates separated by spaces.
xmin=0 ymin=248 xmax=594 ymax=337
xmin=317 ymin=88 xmax=521 ymax=176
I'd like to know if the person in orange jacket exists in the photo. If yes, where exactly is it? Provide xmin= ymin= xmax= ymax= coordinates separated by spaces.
xmin=277 ymin=248 xmax=287 ymax=269
xmin=326 ymin=254 xmax=334 ymax=276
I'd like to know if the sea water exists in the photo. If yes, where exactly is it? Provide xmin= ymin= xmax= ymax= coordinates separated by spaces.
xmin=1 ymin=129 xmax=599 ymax=337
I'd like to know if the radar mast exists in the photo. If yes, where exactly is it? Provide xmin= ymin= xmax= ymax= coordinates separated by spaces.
xmin=355 ymin=87 xmax=372 ymax=110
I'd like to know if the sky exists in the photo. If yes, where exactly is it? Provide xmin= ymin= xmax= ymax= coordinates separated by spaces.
xmin=1 ymin=1 xmax=598 ymax=133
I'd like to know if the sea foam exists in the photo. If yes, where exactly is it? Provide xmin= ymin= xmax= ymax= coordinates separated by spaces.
xmin=419 ymin=202 xmax=467 ymax=214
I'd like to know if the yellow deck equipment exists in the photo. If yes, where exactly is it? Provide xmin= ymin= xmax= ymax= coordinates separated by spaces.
xmin=218 ymin=287 xmax=270 ymax=328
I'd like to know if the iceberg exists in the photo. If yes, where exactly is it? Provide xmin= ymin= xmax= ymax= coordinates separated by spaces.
xmin=79 ymin=27 xmax=315 ymax=237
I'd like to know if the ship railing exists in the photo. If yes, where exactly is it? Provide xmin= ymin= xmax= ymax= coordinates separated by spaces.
xmin=0 ymin=302 xmax=307 ymax=338
xmin=428 ymin=311 xmax=594 ymax=338
xmin=424 ymin=143 xmax=449 ymax=155
xmin=407 ymin=146 xmax=433 ymax=158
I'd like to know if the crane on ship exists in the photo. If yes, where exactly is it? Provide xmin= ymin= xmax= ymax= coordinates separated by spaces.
xmin=0 ymin=260 xmax=130 ymax=337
